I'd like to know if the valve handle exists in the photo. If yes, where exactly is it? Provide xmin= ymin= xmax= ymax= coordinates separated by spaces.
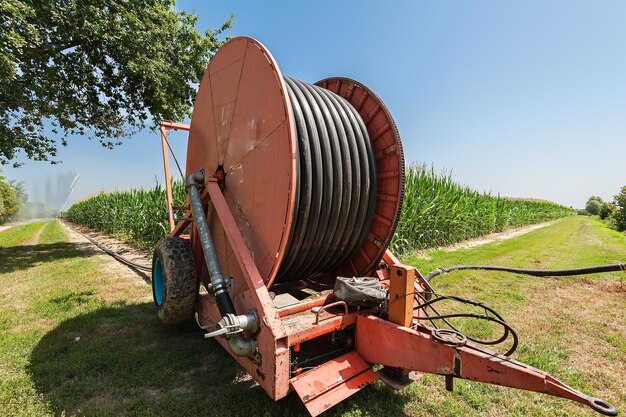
xmin=204 ymin=327 xmax=230 ymax=339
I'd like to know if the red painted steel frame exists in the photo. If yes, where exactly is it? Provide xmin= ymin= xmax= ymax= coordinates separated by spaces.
xmin=356 ymin=315 xmax=616 ymax=415
xmin=159 ymin=121 xmax=190 ymax=234
xmin=190 ymin=178 xmax=374 ymax=405
xmin=195 ymin=179 xmax=291 ymax=400
xmin=164 ymin=171 xmax=616 ymax=415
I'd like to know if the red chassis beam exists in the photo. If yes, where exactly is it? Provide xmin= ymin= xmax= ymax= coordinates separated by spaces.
xmin=195 ymin=179 xmax=291 ymax=400
xmin=355 ymin=314 xmax=617 ymax=416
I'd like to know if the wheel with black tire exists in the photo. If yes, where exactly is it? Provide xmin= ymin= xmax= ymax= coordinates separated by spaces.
xmin=151 ymin=237 xmax=197 ymax=324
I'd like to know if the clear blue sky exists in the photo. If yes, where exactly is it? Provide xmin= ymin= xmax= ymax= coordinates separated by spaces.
xmin=5 ymin=0 xmax=626 ymax=209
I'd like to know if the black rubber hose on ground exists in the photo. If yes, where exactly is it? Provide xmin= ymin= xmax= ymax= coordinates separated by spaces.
xmin=61 ymin=220 xmax=151 ymax=272
xmin=423 ymin=263 xmax=626 ymax=282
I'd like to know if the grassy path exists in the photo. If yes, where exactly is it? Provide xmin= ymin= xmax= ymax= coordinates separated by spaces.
xmin=403 ymin=216 xmax=626 ymax=416
xmin=0 ymin=217 xmax=624 ymax=417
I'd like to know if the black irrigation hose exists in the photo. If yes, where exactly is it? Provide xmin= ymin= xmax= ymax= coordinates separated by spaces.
xmin=276 ymin=77 xmax=377 ymax=283
xmin=424 ymin=263 xmax=626 ymax=282
xmin=63 ymin=221 xmax=152 ymax=272
xmin=411 ymin=290 xmax=519 ymax=356
xmin=422 ymin=313 xmax=519 ymax=357
xmin=412 ymin=262 xmax=626 ymax=356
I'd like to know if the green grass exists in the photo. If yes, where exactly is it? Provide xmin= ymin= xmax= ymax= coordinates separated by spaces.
xmin=0 ymin=222 xmax=46 ymax=247
xmin=0 ymin=217 xmax=624 ymax=416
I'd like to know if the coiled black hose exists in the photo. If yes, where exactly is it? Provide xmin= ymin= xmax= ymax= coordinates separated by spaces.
xmin=412 ymin=290 xmax=519 ymax=356
xmin=275 ymin=77 xmax=377 ymax=283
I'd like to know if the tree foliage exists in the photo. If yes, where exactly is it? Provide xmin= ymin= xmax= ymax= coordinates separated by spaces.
xmin=8 ymin=178 xmax=30 ymax=220
xmin=599 ymin=202 xmax=614 ymax=221
xmin=0 ymin=172 xmax=19 ymax=223
xmin=585 ymin=196 xmax=603 ymax=215
xmin=611 ymin=186 xmax=626 ymax=232
xmin=1 ymin=0 xmax=231 ymax=166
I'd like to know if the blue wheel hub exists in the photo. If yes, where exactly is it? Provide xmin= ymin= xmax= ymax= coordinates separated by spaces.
xmin=152 ymin=258 xmax=164 ymax=306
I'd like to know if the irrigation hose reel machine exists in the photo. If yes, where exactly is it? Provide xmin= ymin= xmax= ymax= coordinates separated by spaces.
xmin=151 ymin=37 xmax=618 ymax=416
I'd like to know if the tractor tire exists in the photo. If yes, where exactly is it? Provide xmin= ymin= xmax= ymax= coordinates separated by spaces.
xmin=151 ymin=237 xmax=197 ymax=324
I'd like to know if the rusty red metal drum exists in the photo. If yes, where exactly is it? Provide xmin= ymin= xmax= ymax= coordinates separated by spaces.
xmin=186 ymin=37 xmax=297 ymax=287
xmin=187 ymin=36 xmax=404 ymax=288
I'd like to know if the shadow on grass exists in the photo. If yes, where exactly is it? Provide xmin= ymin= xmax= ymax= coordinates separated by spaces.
xmin=28 ymin=303 xmax=411 ymax=417
xmin=0 ymin=240 xmax=152 ymax=282
xmin=0 ymin=242 xmax=97 ymax=274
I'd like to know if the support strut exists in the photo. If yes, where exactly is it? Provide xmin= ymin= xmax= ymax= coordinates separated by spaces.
xmin=355 ymin=314 xmax=617 ymax=416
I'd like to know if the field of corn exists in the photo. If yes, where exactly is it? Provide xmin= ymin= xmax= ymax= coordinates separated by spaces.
xmin=63 ymin=180 xmax=186 ymax=249
xmin=389 ymin=165 xmax=574 ymax=253
xmin=63 ymin=166 xmax=574 ymax=252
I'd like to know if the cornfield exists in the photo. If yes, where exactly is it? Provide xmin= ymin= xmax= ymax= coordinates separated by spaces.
xmin=63 ymin=180 xmax=186 ymax=250
xmin=63 ymin=166 xmax=574 ymax=253
xmin=390 ymin=164 xmax=574 ymax=253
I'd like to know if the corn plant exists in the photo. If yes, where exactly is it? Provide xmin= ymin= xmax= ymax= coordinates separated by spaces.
xmin=390 ymin=164 xmax=574 ymax=254
xmin=63 ymin=167 xmax=573 ymax=254
xmin=62 ymin=179 xmax=186 ymax=250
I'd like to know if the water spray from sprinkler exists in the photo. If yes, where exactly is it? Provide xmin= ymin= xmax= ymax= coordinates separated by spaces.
xmin=61 ymin=173 xmax=81 ymax=211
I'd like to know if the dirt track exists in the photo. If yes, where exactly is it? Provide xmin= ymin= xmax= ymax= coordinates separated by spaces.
xmin=59 ymin=220 xmax=152 ymax=282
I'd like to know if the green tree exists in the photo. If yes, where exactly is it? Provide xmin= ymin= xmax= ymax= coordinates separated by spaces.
xmin=1 ymin=0 xmax=231 ymax=166
xmin=611 ymin=186 xmax=626 ymax=232
xmin=598 ymin=202 xmax=614 ymax=221
xmin=8 ymin=179 xmax=30 ymax=220
xmin=0 ymin=172 xmax=19 ymax=223
xmin=585 ymin=196 xmax=603 ymax=215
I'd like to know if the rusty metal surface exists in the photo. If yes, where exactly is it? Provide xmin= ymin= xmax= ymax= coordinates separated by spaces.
xmin=290 ymin=351 xmax=378 ymax=416
xmin=355 ymin=314 xmax=617 ymax=416
xmin=376 ymin=367 xmax=421 ymax=390
xmin=382 ymin=248 xmax=400 ymax=265
xmin=196 ymin=295 xmax=289 ymax=400
xmin=282 ymin=309 xmax=357 ymax=346
xmin=202 ymin=180 xmax=291 ymax=399
xmin=161 ymin=121 xmax=191 ymax=131
xmin=277 ymin=292 xmax=332 ymax=318
xmin=159 ymin=121 xmax=190 ymax=234
xmin=187 ymin=37 xmax=297 ymax=287
xmin=313 ymin=301 xmax=348 ymax=324
xmin=160 ymin=125 xmax=175 ymax=233
xmin=316 ymin=78 xmax=405 ymax=279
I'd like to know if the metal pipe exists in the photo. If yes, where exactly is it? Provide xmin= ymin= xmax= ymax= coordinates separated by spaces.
xmin=186 ymin=171 xmax=235 ymax=316
xmin=186 ymin=171 xmax=257 ymax=357
xmin=277 ymin=293 xmax=332 ymax=318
